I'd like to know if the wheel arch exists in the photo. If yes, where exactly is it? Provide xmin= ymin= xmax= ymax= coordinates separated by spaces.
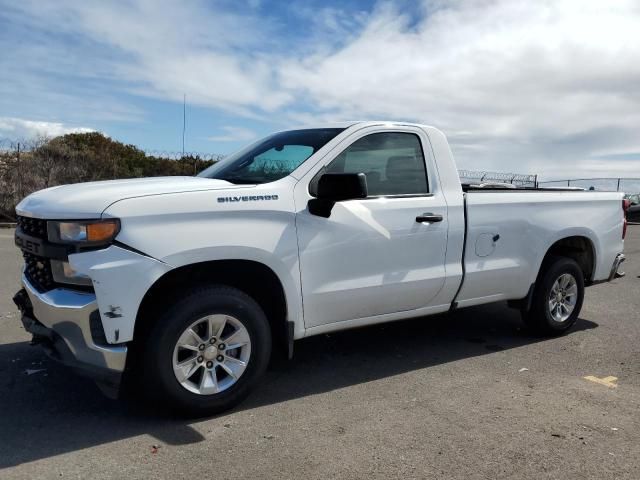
xmin=130 ymin=259 xmax=296 ymax=366
xmin=513 ymin=234 xmax=595 ymax=313
xmin=536 ymin=233 xmax=597 ymax=285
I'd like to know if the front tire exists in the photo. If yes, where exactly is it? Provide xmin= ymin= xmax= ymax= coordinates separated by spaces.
xmin=523 ymin=256 xmax=584 ymax=336
xmin=140 ymin=285 xmax=271 ymax=416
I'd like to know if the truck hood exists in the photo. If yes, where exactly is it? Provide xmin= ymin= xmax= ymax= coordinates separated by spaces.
xmin=16 ymin=176 xmax=242 ymax=219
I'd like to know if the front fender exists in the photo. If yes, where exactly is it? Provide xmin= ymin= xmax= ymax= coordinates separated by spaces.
xmin=69 ymin=246 xmax=172 ymax=344
xmin=101 ymin=182 xmax=303 ymax=338
xmin=162 ymin=245 xmax=304 ymax=340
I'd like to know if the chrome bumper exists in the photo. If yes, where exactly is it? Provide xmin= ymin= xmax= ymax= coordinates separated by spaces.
xmin=608 ymin=253 xmax=626 ymax=281
xmin=16 ymin=275 xmax=127 ymax=377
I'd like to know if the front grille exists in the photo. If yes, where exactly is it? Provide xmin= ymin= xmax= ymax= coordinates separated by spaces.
xmin=23 ymin=251 xmax=55 ymax=292
xmin=17 ymin=216 xmax=54 ymax=291
xmin=17 ymin=216 xmax=92 ymax=294
xmin=17 ymin=216 xmax=48 ymax=239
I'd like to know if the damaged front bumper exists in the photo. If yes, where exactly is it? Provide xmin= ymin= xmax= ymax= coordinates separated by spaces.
xmin=12 ymin=243 xmax=172 ymax=397
xmin=13 ymin=278 xmax=127 ymax=397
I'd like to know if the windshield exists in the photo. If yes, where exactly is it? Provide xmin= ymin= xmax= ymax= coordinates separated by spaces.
xmin=198 ymin=128 xmax=345 ymax=184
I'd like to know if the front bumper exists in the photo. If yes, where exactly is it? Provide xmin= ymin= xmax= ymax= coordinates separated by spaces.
xmin=13 ymin=276 xmax=127 ymax=394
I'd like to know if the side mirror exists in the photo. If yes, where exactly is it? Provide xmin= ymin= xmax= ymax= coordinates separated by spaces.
xmin=308 ymin=173 xmax=368 ymax=218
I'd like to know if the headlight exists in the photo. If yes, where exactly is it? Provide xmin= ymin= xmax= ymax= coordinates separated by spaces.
xmin=48 ymin=219 xmax=120 ymax=245
xmin=50 ymin=260 xmax=93 ymax=286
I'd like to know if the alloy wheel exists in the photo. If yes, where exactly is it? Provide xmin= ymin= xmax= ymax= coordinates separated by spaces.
xmin=172 ymin=314 xmax=251 ymax=395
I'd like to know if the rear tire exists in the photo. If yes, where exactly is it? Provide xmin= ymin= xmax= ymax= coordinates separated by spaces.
xmin=522 ymin=256 xmax=584 ymax=336
xmin=139 ymin=285 xmax=271 ymax=417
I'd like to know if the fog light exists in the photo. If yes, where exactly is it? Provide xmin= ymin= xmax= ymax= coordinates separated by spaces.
xmin=50 ymin=260 xmax=93 ymax=287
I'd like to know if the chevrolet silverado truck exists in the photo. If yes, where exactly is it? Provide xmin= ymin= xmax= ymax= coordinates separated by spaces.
xmin=13 ymin=121 xmax=627 ymax=415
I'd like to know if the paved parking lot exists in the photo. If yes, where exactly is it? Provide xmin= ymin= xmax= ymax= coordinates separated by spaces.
xmin=0 ymin=226 xmax=638 ymax=479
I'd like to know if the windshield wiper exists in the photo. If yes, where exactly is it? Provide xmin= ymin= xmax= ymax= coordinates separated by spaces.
xmin=217 ymin=176 xmax=261 ymax=185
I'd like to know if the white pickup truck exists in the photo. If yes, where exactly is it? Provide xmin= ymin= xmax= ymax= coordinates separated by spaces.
xmin=13 ymin=121 xmax=627 ymax=415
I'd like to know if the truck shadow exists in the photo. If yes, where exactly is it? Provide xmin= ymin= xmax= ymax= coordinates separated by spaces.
xmin=0 ymin=303 xmax=597 ymax=469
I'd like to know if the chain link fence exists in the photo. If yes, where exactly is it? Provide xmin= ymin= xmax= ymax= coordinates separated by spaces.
xmin=537 ymin=178 xmax=640 ymax=193
xmin=459 ymin=171 xmax=640 ymax=194
xmin=143 ymin=150 xmax=225 ymax=162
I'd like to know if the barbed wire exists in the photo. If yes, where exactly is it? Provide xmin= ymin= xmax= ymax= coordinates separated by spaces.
xmin=0 ymin=143 xmax=226 ymax=162
xmin=143 ymin=150 xmax=224 ymax=161
xmin=458 ymin=170 xmax=537 ymax=186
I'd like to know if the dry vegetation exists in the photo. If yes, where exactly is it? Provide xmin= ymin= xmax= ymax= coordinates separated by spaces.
xmin=0 ymin=132 xmax=217 ymax=220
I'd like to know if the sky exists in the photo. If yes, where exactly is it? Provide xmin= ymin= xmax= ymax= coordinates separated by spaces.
xmin=0 ymin=0 xmax=639 ymax=181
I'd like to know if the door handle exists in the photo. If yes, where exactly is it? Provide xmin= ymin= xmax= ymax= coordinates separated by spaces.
xmin=416 ymin=213 xmax=443 ymax=223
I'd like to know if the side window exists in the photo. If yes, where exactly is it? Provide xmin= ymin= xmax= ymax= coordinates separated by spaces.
xmin=324 ymin=132 xmax=429 ymax=196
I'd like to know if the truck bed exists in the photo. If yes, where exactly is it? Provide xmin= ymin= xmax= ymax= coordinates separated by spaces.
xmin=454 ymin=188 xmax=624 ymax=308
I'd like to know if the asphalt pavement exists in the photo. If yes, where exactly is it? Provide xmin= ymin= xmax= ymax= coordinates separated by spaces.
xmin=0 ymin=226 xmax=638 ymax=479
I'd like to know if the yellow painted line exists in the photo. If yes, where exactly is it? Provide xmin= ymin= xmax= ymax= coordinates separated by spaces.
xmin=583 ymin=375 xmax=618 ymax=388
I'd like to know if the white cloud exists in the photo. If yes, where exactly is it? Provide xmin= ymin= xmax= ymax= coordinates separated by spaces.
xmin=279 ymin=0 xmax=640 ymax=177
xmin=8 ymin=0 xmax=291 ymax=112
xmin=2 ymin=0 xmax=640 ymax=178
xmin=0 ymin=117 xmax=95 ymax=139
xmin=207 ymin=126 xmax=257 ymax=142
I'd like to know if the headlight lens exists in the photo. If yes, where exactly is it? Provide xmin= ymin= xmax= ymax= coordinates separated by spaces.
xmin=50 ymin=260 xmax=93 ymax=286
xmin=48 ymin=219 xmax=120 ymax=244
xmin=59 ymin=222 xmax=87 ymax=242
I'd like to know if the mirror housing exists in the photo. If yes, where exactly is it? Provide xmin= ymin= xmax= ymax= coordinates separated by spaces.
xmin=316 ymin=173 xmax=368 ymax=201
xmin=308 ymin=173 xmax=368 ymax=218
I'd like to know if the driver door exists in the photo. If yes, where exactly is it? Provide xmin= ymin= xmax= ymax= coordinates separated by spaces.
xmin=294 ymin=127 xmax=449 ymax=329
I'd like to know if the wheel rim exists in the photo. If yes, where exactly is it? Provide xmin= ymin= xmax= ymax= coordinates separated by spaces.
xmin=172 ymin=314 xmax=251 ymax=395
xmin=548 ymin=273 xmax=578 ymax=323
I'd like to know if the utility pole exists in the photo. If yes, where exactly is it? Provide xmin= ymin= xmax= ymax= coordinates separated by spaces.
xmin=16 ymin=142 xmax=22 ymax=200
xmin=182 ymin=94 xmax=186 ymax=158
xmin=181 ymin=94 xmax=196 ymax=175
